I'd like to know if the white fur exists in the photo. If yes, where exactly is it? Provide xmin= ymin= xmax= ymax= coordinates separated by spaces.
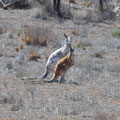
xmin=42 ymin=34 xmax=74 ymax=79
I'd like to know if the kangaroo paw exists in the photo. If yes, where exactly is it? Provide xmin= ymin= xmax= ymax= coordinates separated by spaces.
xmin=59 ymin=79 xmax=66 ymax=84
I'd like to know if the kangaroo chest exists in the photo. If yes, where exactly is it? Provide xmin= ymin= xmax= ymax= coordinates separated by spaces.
xmin=64 ymin=59 xmax=72 ymax=69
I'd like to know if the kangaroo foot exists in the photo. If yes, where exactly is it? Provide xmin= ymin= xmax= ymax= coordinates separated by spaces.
xmin=59 ymin=79 xmax=66 ymax=84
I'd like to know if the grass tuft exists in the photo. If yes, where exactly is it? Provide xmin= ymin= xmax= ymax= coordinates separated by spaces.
xmin=15 ymin=47 xmax=19 ymax=52
xmin=19 ymin=44 xmax=24 ymax=50
xmin=37 ymin=0 xmax=47 ymax=5
xmin=76 ymin=43 xmax=86 ymax=50
xmin=43 ymin=1 xmax=73 ymax=19
xmin=76 ymin=43 xmax=80 ymax=48
xmin=69 ymin=0 xmax=76 ymax=4
xmin=0 ymin=26 xmax=6 ymax=34
xmin=113 ymin=28 xmax=120 ymax=38
xmin=28 ymin=52 xmax=39 ymax=61
xmin=21 ymin=25 xmax=52 ymax=46
xmin=71 ymin=29 xmax=76 ymax=35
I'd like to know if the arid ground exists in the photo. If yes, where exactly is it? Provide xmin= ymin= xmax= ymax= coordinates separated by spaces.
xmin=0 ymin=0 xmax=120 ymax=120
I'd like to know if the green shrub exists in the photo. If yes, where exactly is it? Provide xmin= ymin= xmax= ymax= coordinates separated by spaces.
xmin=113 ymin=28 xmax=120 ymax=38
xmin=76 ymin=43 xmax=86 ymax=50
xmin=76 ymin=43 xmax=80 ymax=48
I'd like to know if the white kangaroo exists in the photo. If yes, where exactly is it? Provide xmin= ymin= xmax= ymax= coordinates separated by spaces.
xmin=42 ymin=33 xmax=74 ymax=79
xmin=44 ymin=44 xmax=75 ymax=83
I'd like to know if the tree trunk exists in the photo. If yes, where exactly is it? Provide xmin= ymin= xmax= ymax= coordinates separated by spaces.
xmin=99 ymin=0 xmax=103 ymax=11
xmin=99 ymin=0 xmax=108 ymax=12
xmin=53 ymin=0 xmax=62 ymax=18
xmin=53 ymin=0 xmax=56 ymax=10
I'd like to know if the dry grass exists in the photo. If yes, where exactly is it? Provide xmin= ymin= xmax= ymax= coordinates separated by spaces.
xmin=0 ymin=26 xmax=5 ymax=34
xmin=14 ymin=47 xmax=19 ymax=52
xmin=94 ymin=112 xmax=116 ymax=120
xmin=85 ymin=1 xmax=92 ymax=7
xmin=19 ymin=44 xmax=24 ymax=50
xmin=43 ymin=0 xmax=73 ymax=19
xmin=1 ymin=118 xmax=17 ymax=120
xmin=0 ymin=27 xmax=3 ymax=34
xmin=69 ymin=0 xmax=76 ymax=4
xmin=21 ymin=25 xmax=53 ymax=46
xmin=61 ymin=4 xmax=73 ymax=19
xmin=28 ymin=52 xmax=39 ymax=61
xmin=8 ymin=0 xmax=30 ymax=9
xmin=91 ymin=52 xmax=103 ymax=58
xmin=21 ymin=37 xmax=33 ymax=45
xmin=44 ymin=50 xmax=53 ymax=61
xmin=37 ymin=0 xmax=48 ymax=5
xmin=71 ymin=29 xmax=76 ymax=35
xmin=43 ymin=0 xmax=56 ymax=17
xmin=14 ymin=44 xmax=24 ymax=52
xmin=94 ymin=112 xmax=108 ymax=120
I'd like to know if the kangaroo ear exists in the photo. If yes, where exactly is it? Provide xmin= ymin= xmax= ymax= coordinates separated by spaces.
xmin=64 ymin=33 xmax=68 ymax=38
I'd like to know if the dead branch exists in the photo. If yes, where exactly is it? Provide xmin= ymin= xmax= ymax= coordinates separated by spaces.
xmin=0 ymin=0 xmax=24 ymax=9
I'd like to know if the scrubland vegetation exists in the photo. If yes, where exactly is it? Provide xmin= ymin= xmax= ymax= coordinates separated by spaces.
xmin=0 ymin=0 xmax=120 ymax=120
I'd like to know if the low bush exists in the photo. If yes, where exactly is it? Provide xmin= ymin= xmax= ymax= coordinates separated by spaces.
xmin=28 ymin=52 xmax=39 ymax=61
xmin=15 ymin=47 xmax=19 ymax=52
xmin=94 ymin=112 xmax=108 ymax=120
xmin=19 ymin=44 xmax=24 ymax=50
xmin=69 ymin=0 xmax=76 ymax=4
xmin=12 ymin=0 xmax=30 ymax=9
xmin=94 ymin=112 xmax=116 ymax=120
xmin=21 ymin=25 xmax=53 ymax=46
xmin=42 ymin=0 xmax=73 ymax=19
xmin=0 ymin=0 xmax=30 ymax=10
xmin=71 ymin=29 xmax=76 ymax=35
xmin=36 ymin=0 xmax=47 ymax=5
xmin=113 ymin=28 xmax=120 ymax=38
xmin=0 ymin=27 xmax=4 ymax=34
xmin=0 ymin=26 xmax=5 ymax=34
xmin=61 ymin=4 xmax=73 ymax=19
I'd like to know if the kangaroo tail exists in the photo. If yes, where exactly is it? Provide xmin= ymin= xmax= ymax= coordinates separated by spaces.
xmin=44 ymin=74 xmax=58 ymax=83
xmin=42 ymin=68 xmax=49 ymax=79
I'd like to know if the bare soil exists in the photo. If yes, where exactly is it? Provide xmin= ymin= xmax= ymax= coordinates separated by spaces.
xmin=0 ymin=0 xmax=120 ymax=120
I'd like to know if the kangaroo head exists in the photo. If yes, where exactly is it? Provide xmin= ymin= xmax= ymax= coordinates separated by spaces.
xmin=68 ymin=44 xmax=74 ymax=53
xmin=64 ymin=33 xmax=74 ymax=45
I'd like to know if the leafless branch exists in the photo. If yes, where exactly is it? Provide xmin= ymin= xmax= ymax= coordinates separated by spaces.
xmin=0 ymin=0 xmax=24 ymax=9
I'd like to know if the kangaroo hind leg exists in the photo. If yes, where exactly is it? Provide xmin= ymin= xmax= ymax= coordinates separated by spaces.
xmin=59 ymin=72 xmax=66 ymax=83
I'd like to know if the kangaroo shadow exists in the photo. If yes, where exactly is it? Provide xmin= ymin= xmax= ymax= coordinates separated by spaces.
xmin=21 ymin=78 xmax=46 ymax=85
xmin=21 ymin=77 xmax=79 ymax=86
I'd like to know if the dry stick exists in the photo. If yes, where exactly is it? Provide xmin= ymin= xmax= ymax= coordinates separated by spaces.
xmin=0 ymin=0 xmax=23 ymax=9
xmin=0 ymin=77 xmax=38 ymax=81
